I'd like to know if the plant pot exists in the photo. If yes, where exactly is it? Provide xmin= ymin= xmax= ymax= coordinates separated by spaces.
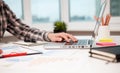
xmin=54 ymin=29 xmax=67 ymax=33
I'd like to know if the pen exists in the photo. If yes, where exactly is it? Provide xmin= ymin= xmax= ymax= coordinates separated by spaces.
xmin=0 ymin=52 xmax=43 ymax=58
xmin=94 ymin=16 xmax=101 ymax=25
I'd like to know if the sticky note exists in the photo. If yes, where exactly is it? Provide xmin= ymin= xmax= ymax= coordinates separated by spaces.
xmin=99 ymin=38 xmax=113 ymax=42
xmin=96 ymin=42 xmax=116 ymax=46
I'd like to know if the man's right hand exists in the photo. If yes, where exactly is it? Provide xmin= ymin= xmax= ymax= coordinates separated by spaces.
xmin=47 ymin=32 xmax=77 ymax=42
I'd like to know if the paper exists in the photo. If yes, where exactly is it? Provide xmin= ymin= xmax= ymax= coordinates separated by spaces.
xmin=1 ymin=45 xmax=38 ymax=54
xmin=13 ymin=41 xmax=48 ymax=46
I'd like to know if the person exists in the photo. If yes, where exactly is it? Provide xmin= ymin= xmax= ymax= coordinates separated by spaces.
xmin=0 ymin=0 xmax=77 ymax=54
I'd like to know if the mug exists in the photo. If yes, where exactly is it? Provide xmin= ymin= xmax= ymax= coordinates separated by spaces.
xmin=97 ymin=25 xmax=110 ymax=40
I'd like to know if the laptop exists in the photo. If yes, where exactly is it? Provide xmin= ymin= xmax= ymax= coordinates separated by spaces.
xmin=44 ymin=0 xmax=107 ymax=49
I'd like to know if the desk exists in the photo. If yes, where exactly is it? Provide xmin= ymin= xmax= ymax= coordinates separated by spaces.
xmin=0 ymin=36 xmax=120 ymax=73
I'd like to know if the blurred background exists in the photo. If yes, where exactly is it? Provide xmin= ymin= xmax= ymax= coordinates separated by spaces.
xmin=3 ymin=0 xmax=120 ymax=36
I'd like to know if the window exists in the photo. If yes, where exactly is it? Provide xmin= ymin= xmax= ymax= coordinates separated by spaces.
xmin=3 ymin=0 xmax=120 ymax=34
xmin=109 ymin=0 xmax=120 ymax=27
xmin=4 ymin=0 xmax=23 ymax=19
xmin=110 ymin=0 xmax=120 ymax=17
xmin=69 ymin=0 xmax=96 ymax=22
xmin=31 ymin=0 xmax=60 ymax=24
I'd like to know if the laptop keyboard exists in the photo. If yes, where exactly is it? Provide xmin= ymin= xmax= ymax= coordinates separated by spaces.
xmin=44 ymin=39 xmax=93 ymax=49
xmin=76 ymin=39 xmax=89 ymax=45
xmin=65 ymin=39 xmax=92 ymax=45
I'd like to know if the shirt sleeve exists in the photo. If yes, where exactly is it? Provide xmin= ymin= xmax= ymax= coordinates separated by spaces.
xmin=2 ymin=1 xmax=51 ymax=42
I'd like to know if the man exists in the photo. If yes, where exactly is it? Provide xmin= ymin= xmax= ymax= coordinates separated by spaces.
xmin=0 ymin=0 xmax=77 ymax=42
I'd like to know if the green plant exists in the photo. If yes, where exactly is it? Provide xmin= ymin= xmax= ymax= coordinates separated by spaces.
xmin=53 ymin=21 xmax=67 ymax=33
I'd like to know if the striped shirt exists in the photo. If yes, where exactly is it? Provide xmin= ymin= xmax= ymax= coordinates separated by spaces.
xmin=0 ymin=0 xmax=50 ymax=42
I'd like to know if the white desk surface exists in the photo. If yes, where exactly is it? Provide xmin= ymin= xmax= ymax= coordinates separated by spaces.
xmin=0 ymin=36 xmax=120 ymax=73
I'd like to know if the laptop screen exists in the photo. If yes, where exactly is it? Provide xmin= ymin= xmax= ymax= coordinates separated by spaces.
xmin=92 ymin=0 xmax=107 ymax=40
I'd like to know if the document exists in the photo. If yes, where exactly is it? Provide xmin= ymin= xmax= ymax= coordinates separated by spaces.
xmin=13 ymin=41 xmax=48 ymax=46
xmin=0 ymin=44 xmax=43 ymax=59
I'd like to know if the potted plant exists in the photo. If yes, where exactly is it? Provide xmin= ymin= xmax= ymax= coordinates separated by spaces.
xmin=53 ymin=21 xmax=67 ymax=33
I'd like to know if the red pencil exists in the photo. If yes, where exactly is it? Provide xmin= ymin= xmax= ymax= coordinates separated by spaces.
xmin=0 ymin=52 xmax=43 ymax=58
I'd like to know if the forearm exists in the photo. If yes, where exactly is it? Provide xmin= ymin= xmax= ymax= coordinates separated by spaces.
xmin=22 ymin=27 xmax=51 ymax=42
xmin=7 ymin=22 xmax=51 ymax=42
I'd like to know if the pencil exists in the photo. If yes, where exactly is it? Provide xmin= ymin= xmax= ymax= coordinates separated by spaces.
xmin=101 ymin=17 xmax=105 ymax=26
xmin=105 ymin=14 xmax=111 ymax=26
xmin=0 ymin=52 xmax=43 ymax=58
xmin=106 ymin=14 xmax=111 ymax=26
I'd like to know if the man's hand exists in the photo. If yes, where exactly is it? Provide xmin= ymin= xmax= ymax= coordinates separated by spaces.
xmin=47 ymin=32 xmax=77 ymax=42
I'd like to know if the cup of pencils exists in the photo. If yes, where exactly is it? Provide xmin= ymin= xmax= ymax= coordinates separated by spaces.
xmin=97 ymin=14 xmax=112 ymax=42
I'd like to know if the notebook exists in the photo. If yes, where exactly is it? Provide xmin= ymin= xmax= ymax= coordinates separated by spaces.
xmin=44 ymin=0 xmax=107 ymax=49
xmin=89 ymin=45 xmax=120 ymax=62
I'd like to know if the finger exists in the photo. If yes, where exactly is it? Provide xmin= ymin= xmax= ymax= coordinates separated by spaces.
xmin=58 ymin=33 xmax=77 ymax=42
xmin=65 ymin=33 xmax=78 ymax=42
xmin=53 ymin=37 xmax=62 ymax=42
xmin=59 ymin=34 xmax=70 ymax=42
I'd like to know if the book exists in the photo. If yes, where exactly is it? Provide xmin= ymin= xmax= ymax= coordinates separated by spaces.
xmin=89 ymin=52 xmax=120 ymax=62
xmin=89 ymin=45 xmax=120 ymax=62
xmin=89 ymin=53 xmax=117 ymax=62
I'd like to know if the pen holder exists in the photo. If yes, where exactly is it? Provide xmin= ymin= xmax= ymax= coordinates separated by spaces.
xmin=97 ymin=25 xmax=111 ymax=41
